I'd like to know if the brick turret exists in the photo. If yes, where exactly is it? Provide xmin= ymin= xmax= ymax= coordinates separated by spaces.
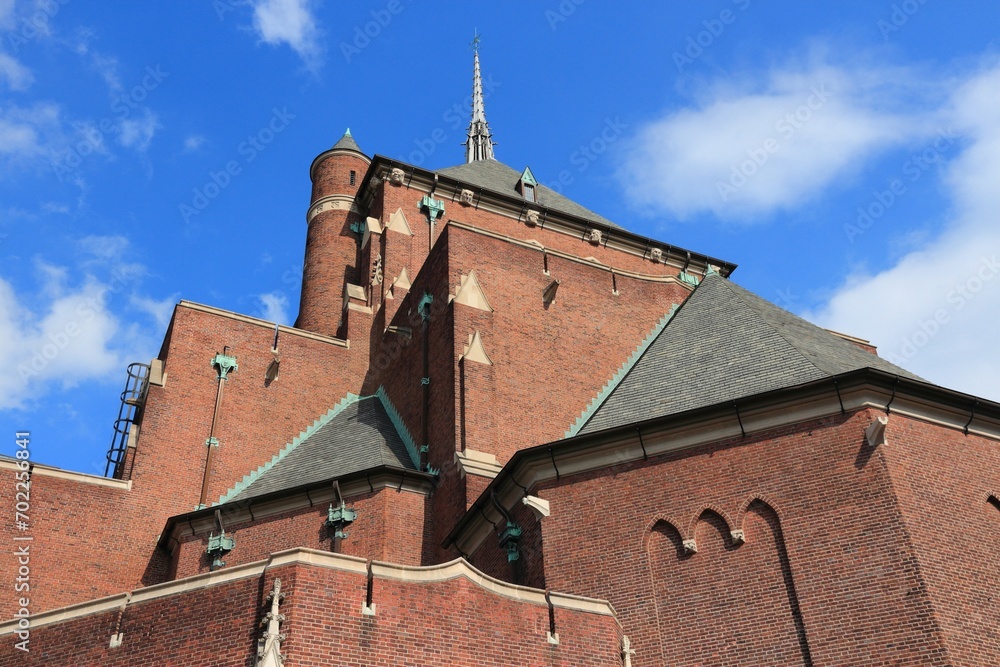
xmin=296 ymin=129 xmax=370 ymax=336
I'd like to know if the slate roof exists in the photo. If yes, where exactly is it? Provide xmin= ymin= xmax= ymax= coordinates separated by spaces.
xmin=227 ymin=393 xmax=418 ymax=502
xmin=577 ymin=273 xmax=922 ymax=435
xmin=437 ymin=160 xmax=624 ymax=230
xmin=332 ymin=129 xmax=363 ymax=153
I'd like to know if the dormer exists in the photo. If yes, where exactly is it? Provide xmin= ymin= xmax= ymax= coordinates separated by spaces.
xmin=517 ymin=166 xmax=538 ymax=203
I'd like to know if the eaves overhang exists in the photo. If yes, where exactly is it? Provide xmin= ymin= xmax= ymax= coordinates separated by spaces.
xmin=157 ymin=464 xmax=436 ymax=553
xmin=355 ymin=155 xmax=738 ymax=278
xmin=444 ymin=368 xmax=1000 ymax=557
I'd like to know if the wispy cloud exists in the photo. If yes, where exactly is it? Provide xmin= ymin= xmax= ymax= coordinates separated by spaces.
xmin=182 ymin=134 xmax=206 ymax=153
xmin=0 ymin=235 xmax=164 ymax=410
xmin=0 ymin=52 xmax=32 ymax=90
xmin=117 ymin=108 xmax=160 ymax=152
xmin=619 ymin=57 xmax=934 ymax=220
xmin=806 ymin=61 xmax=1000 ymax=402
xmin=250 ymin=0 xmax=323 ymax=71
xmin=257 ymin=291 xmax=290 ymax=324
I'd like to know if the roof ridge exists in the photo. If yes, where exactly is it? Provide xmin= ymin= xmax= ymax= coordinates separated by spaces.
xmin=374 ymin=386 xmax=420 ymax=468
xmin=566 ymin=304 xmax=681 ymax=438
xmin=216 ymin=392 xmax=361 ymax=505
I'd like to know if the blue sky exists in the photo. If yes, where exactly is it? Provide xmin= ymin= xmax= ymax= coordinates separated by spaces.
xmin=3 ymin=0 xmax=999 ymax=474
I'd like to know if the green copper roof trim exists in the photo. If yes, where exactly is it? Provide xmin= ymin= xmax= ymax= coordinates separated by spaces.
xmin=564 ymin=304 xmax=680 ymax=438
xmin=216 ymin=392 xmax=360 ymax=504
xmin=519 ymin=166 xmax=537 ymax=186
xmin=344 ymin=127 xmax=352 ymax=137
xmin=678 ymin=271 xmax=700 ymax=287
xmin=374 ymin=385 xmax=420 ymax=468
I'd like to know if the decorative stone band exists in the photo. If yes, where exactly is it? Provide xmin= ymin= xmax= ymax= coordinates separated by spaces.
xmin=0 ymin=547 xmax=617 ymax=635
xmin=0 ymin=458 xmax=132 ymax=490
xmin=447 ymin=221 xmax=699 ymax=289
xmin=306 ymin=195 xmax=362 ymax=224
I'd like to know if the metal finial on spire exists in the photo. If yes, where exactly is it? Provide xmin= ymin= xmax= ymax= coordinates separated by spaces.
xmin=465 ymin=32 xmax=495 ymax=163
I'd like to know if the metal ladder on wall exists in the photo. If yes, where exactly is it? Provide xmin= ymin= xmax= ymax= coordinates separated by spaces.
xmin=104 ymin=362 xmax=150 ymax=478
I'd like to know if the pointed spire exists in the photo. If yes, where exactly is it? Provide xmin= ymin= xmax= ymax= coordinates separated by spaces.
xmin=332 ymin=128 xmax=362 ymax=153
xmin=465 ymin=31 xmax=495 ymax=163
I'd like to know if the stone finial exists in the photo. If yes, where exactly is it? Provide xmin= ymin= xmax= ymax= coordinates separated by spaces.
xmin=587 ymin=228 xmax=603 ymax=245
xmin=622 ymin=635 xmax=637 ymax=667
xmin=256 ymin=578 xmax=286 ymax=667
xmin=525 ymin=210 xmax=540 ymax=227
xmin=389 ymin=167 xmax=405 ymax=186
xmin=460 ymin=188 xmax=475 ymax=206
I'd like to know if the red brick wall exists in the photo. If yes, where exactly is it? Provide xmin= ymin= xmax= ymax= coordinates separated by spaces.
xmin=533 ymin=410 xmax=951 ymax=665
xmin=297 ymin=149 xmax=370 ymax=335
xmin=0 ymin=557 xmax=623 ymax=666
xmin=879 ymin=414 xmax=1000 ymax=663
xmin=0 ymin=472 xmax=129 ymax=619
xmin=172 ymin=488 xmax=427 ymax=577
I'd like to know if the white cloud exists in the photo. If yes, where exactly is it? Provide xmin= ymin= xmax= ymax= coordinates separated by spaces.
xmin=0 ymin=52 xmax=32 ymax=90
xmin=257 ymin=291 xmax=290 ymax=324
xmin=619 ymin=61 xmax=930 ymax=220
xmin=250 ymin=0 xmax=323 ymax=70
xmin=117 ymin=108 xmax=160 ymax=152
xmin=0 ymin=237 xmax=166 ymax=409
xmin=182 ymin=134 xmax=206 ymax=153
xmin=807 ymin=62 xmax=1000 ymax=402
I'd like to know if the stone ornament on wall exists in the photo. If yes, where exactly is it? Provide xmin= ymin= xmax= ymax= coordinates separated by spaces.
xmin=371 ymin=253 xmax=383 ymax=286
xmin=460 ymin=189 xmax=475 ymax=206
xmin=587 ymin=228 xmax=603 ymax=245
xmin=389 ymin=167 xmax=405 ymax=186
xmin=649 ymin=247 xmax=663 ymax=263
xmin=525 ymin=210 xmax=540 ymax=227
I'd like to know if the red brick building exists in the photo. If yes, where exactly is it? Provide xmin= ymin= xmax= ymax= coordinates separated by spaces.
xmin=2 ymin=49 xmax=998 ymax=666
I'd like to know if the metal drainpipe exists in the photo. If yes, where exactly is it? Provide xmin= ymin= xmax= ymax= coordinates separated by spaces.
xmin=198 ymin=358 xmax=229 ymax=508
xmin=420 ymin=307 xmax=430 ymax=472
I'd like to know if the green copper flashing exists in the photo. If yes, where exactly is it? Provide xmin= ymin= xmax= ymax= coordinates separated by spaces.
xmin=206 ymin=530 xmax=235 ymax=570
xmin=519 ymin=166 xmax=537 ymax=187
xmin=499 ymin=521 xmax=523 ymax=562
xmin=216 ymin=392 xmax=360 ymax=504
xmin=325 ymin=500 xmax=357 ymax=540
xmin=211 ymin=353 xmax=238 ymax=380
xmin=678 ymin=271 xmax=700 ymax=287
xmin=374 ymin=385 xmax=420 ymax=468
xmin=419 ymin=195 xmax=445 ymax=223
xmin=564 ymin=305 xmax=680 ymax=438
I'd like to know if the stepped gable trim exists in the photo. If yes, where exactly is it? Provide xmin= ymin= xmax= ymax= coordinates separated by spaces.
xmin=357 ymin=155 xmax=737 ymax=278
xmin=0 ymin=458 xmax=132 ymax=490
xmin=158 ymin=465 xmax=435 ymax=553
xmin=445 ymin=368 xmax=1000 ymax=556
xmin=447 ymin=221 xmax=697 ymax=286
xmin=566 ymin=304 xmax=680 ymax=438
xmin=374 ymin=385 xmax=420 ymax=468
xmin=0 ymin=548 xmax=616 ymax=634
xmin=178 ymin=301 xmax=350 ymax=348
xmin=217 ymin=393 xmax=361 ymax=504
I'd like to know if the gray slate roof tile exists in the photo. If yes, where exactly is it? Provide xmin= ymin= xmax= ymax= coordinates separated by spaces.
xmin=437 ymin=160 xmax=624 ymax=230
xmin=578 ymin=274 xmax=921 ymax=434
xmin=231 ymin=395 xmax=417 ymax=501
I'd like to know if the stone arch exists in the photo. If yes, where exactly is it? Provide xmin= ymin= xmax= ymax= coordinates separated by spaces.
xmin=688 ymin=507 xmax=739 ymax=554
xmin=643 ymin=516 xmax=688 ymax=557
xmin=988 ymin=494 xmax=1000 ymax=512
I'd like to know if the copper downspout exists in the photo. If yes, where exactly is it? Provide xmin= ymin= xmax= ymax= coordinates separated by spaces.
xmin=198 ymin=355 xmax=229 ymax=508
